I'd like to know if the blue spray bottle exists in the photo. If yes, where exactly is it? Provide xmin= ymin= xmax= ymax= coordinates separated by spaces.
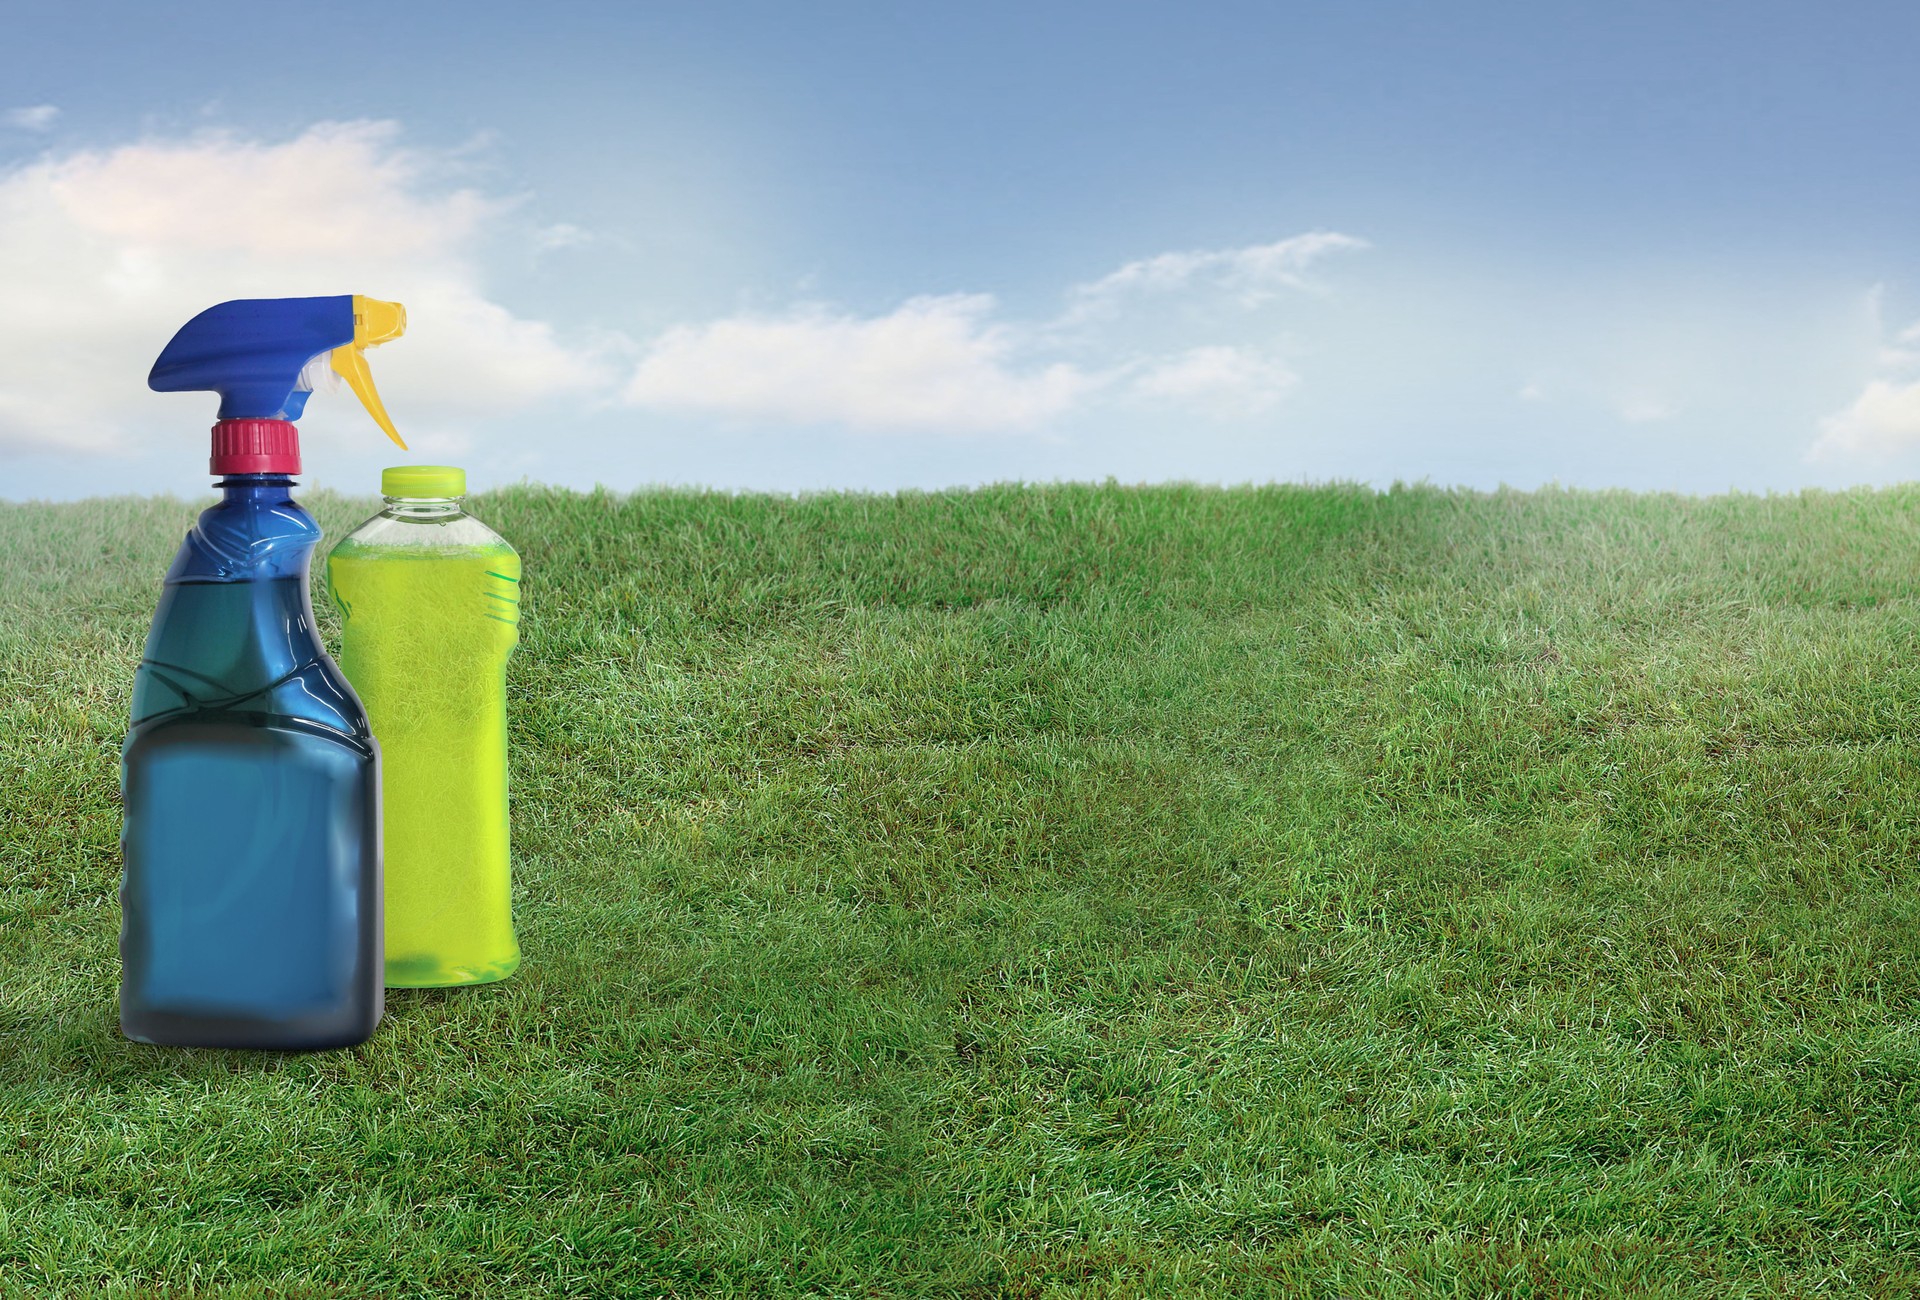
xmin=121 ymin=296 xmax=409 ymax=1050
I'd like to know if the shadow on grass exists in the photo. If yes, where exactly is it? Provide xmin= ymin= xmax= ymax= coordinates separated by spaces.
xmin=0 ymin=987 xmax=493 ymax=1091
xmin=0 ymin=1006 xmax=280 ymax=1090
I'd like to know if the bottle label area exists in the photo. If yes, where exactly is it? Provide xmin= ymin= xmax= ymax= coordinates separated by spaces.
xmin=120 ymin=719 xmax=380 ymax=1039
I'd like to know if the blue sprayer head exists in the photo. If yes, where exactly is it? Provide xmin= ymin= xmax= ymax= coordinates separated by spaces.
xmin=150 ymin=295 xmax=408 ymax=474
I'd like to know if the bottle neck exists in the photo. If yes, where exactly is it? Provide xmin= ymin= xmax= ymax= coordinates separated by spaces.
xmin=217 ymin=474 xmax=297 ymax=506
xmin=384 ymin=495 xmax=464 ymax=520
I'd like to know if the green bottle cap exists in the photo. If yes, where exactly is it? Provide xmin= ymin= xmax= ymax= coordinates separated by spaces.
xmin=381 ymin=465 xmax=466 ymax=498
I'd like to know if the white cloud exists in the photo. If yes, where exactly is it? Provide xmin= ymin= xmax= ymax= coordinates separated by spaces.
xmin=0 ymin=120 xmax=606 ymax=456
xmin=1877 ymin=321 xmax=1920 ymax=372
xmin=1131 ymin=346 xmax=1296 ymax=416
xmin=534 ymin=222 xmax=593 ymax=252
xmin=624 ymin=294 xmax=1097 ymax=433
xmin=1811 ymin=305 xmax=1920 ymax=460
xmin=1617 ymin=396 xmax=1678 ymax=423
xmin=1811 ymin=379 xmax=1920 ymax=459
xmin=4 ymin=105 xmax=58 ymax=131
xmin=1065 ymin=230 xmax=1367 ymax=319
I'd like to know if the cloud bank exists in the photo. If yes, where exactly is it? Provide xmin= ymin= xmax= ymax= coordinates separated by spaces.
xmin=0 ymin=120 xmax=603 ymax=456
xmin=0 ymin=115 xmax=1366 ymax=471
xmin=619 ymin=234 xmax=1364 ymax=434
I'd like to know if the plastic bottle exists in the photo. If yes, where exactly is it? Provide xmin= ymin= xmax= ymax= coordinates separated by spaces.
xmin=121 ymin=295 xmax=410 ymax=1049
xmin=326 ymin=466 xmax=523 ymax=987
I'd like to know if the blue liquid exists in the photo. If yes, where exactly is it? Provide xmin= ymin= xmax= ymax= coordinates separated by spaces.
xmin=120 ymin=480 xmax=382 ymax=1050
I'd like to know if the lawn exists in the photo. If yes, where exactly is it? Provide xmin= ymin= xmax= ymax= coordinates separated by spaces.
xmin=3 ymin=482 xmax=1919 ymax=1298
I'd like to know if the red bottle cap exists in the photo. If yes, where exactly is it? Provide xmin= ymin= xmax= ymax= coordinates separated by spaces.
xmin=210 ymin=419 xmax=301 ymax=475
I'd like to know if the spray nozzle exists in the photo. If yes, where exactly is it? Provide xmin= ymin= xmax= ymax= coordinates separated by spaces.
xmin=150 ymin=295 xmax=408 ymax=450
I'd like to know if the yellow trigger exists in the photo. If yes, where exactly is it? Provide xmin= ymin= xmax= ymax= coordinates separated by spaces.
xmin=330 ymin=296 xmax=408 ymax=450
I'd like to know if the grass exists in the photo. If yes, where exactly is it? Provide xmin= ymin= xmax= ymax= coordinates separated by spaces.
xmin=3 ymin=481 xmax=1920 ymax=1297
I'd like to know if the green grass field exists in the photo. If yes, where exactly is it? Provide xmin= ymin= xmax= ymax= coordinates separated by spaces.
xmin=4 ymin=483 xmax=1920 ymax=1297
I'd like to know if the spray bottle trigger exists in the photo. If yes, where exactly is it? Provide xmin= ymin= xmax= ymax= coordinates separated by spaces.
xmin=329 ymin=296 xmax=409 ymax=450
xmin=331 ymin=345 xmax=407 ymax=449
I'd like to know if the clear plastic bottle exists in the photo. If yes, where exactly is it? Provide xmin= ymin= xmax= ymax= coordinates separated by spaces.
xmin=325 ymin=466 xmax=522 ymax=986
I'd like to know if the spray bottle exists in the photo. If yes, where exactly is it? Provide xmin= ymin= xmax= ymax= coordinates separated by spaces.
xmin=121 ymin=295 xmax=408 ymax=1050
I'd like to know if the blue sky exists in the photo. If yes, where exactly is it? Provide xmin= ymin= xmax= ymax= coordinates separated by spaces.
xmin=4 ymin=0 xmax=1920 ymax=499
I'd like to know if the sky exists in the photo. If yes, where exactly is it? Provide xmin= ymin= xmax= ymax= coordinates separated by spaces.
xmin=4 ymin=0 xmax=1920 ymax=500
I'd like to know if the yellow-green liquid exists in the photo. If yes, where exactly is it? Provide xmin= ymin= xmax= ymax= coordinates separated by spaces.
xmin=327 ymin=541 xmax=521 ymax=986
